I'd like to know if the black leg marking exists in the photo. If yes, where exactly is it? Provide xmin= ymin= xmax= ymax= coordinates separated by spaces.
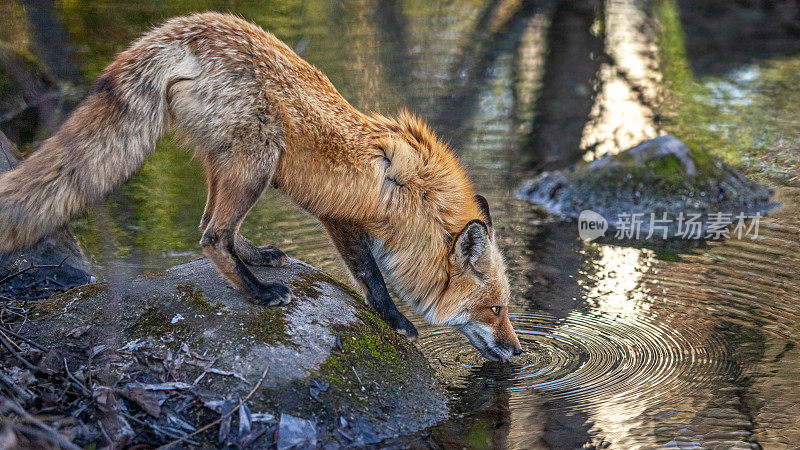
xmin=325 ymin=222 xmax=418 ymax=339
xmin=201 ymin=229 xmax=291 ymax=307
xmin=224 ymin=239 xmax=291 ymax=306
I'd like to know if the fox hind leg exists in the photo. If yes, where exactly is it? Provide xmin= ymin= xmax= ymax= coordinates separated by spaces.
xmin=171 ymin=73 xmax=289 ymax=304
xmin=235 ymin=235 xmax=288 ymax=267
xmin=201 ymin=156 xmax=287 ymax=268
xmin=200 ymin=158 xmax=290 ymax=307
xmin=200 ymin=155 xmax=218 ymax=230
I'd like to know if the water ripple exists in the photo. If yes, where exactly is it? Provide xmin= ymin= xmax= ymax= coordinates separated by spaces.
xmin=420 ymin=309 xmax=732 ymax=409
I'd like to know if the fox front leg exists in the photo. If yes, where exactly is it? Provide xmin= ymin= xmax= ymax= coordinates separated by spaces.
xmin=324 ymin=221 xmax=418 ymax=340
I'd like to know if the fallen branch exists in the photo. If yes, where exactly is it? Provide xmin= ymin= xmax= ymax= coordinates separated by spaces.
xmin=1 ymin=400 xmax=82 ymax=450
xmin=156 ymin=365 xmax=270 ymax=450
xmin=63 ymin=358 xmax=91 ymax=397
xmin=0 ymin=257 xmax=69 ymax=285
xmin=0 ymin=370 xmax=32 ymax=402
xmin=0 ymin=325 xmax=47 ymax=352
xmin=126 ymin=381 xmax=194 ymax=391
xmin=0 ymin=329 xmax=37 ymax=372
xmin=0 ymin=304 xmax=30 ymax=328
xmin=121 ymin=412 xmax=199 ymax=446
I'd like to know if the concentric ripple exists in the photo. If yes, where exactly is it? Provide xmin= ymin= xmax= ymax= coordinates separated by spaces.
xmin=420 ymin=309 xmax=732 ymax=408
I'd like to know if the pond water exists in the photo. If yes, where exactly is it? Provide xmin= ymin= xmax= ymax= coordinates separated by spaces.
xmin=5 ymin=0 xmax=800 ymax=447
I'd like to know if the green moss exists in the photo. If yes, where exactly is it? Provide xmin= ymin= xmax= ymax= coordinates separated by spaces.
xmin=645 ymin=154 xmax=684 ymax=185
xmin=289 ymin=272 xmax=325 ymax=300
xmin=579 ymin=164 xmax=677 ymax=194
xmin=241 ymin=269 xmax=363 ymax=348
xmin=140 ymin=268 xmax=169 ymax=279
xmin=465 ymin=422 xmax=493 ymax=450
xmin=687 ymin=148 xmax=717 ymax=176
xmin=28 ymin=300 xmax=60 ymax=316
xmin=33 ymin=283 xmax=108 ymax=315
xmin=65 ymin=282 xmax=108 ymax=300
xmin=575 ymin=148 xmax=725 ymax=196
xmin=289 ymin=270 xmax=365 ymax=307
xmin=318 ymin=306 xmax=409 ymax=390
xmin=134 ymin=307 xmax=183 ymax=338
xmin=653 ymin=250 xmax=681 ymax=262
xmin=244 ymin=306 xmax=293 ymax=346
xmin=176 ymin=284 xmax=223 ymax=314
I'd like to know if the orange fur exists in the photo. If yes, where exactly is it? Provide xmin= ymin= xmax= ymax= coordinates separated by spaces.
xmin=0 ymin=13 xmax=520 ymax=358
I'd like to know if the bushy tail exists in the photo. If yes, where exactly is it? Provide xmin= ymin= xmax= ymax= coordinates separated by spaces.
xmin=0 ymin=32 xmax=200 ymax=252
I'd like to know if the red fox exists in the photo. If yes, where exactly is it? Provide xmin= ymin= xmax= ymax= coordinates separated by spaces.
xmin=0 ymin=13 xmax=522 ymax=361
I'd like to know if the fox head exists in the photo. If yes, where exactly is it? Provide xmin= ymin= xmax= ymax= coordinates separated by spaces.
xmin=435 ymin=196 xmax=523 ymax=362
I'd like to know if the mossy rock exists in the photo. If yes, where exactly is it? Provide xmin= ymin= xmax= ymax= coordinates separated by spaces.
xmin=517 ymin=134 xmax=778 ymax=239
xmin=19 ymin=257 xmax=448 ymax=446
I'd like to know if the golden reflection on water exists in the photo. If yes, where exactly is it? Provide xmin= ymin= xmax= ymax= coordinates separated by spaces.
xmin=580 ymin=246 xmax=653 ymax=320
xmin=581 ymin=0 xmax=660 ymax=160
xmin=5 ymin=0 xmax=799 ymax=447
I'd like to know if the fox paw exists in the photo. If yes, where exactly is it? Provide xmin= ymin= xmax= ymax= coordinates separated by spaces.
xmin=251 ymin=245 xmax=288 ymax=267
xmin=236 ymin=236 xmax=288 ymax=267
xmin=253 ymin=282 xmax=292 ymax=306
xmin=390 ymin=314 xmax=419 ymax=341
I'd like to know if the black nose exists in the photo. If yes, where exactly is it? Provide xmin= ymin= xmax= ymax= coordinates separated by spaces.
xmin=513 ymin=346 xmax=523 ymax=356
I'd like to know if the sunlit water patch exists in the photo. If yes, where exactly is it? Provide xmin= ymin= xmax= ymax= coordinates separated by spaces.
xmin=30 ymin=0 xmax=800 ymax=447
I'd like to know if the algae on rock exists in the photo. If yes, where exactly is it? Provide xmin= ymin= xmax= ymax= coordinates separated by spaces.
xmin=517 ymin=134 xmax=777 ymax=239
xmin=19 ymin=257 xmax=448 ymax=447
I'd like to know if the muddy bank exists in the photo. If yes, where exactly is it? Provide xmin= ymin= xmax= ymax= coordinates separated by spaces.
xmin=8 ymin=258 xmax=447 ymax=448
xmin=517 ymin=135 xmax=778 ymax=239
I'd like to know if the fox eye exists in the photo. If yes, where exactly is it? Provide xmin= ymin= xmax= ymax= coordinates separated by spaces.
xmin=490 ymin=306 xmax=501 ymax=316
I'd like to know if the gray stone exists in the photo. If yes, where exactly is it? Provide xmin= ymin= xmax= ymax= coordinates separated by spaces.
xmin=17 ymin=257 xmax=448 ymax=447
xmin=586 ymin=134 xmax=697 ymax=176
xmin=517 ymin=134 xmax=778 ymax=239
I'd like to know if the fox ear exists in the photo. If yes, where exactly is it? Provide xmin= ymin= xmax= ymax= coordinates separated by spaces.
xmin=453 ymin=219 xmax=489 ymax=268
xmin=474 ymin=194 xmax=492 ymax=228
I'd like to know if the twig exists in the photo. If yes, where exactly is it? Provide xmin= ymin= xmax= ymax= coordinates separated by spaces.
xmin=351 ymin=366 xmax=364 ymax=389
xmin=0 ymin=328 xmax=22 ymax=351
xmin=0 ymin=370 xmax=32 ymax=402
xmin=0 ymin=325 xmax=47 ymax=352
xmin=187 ymin=359 xmax=246 ymax=384
xmin=0 ymin=329 xmax=90 ymax=399
xmin=2 ymin=400 xmax=82 ymax=450
xmin=63 ymin=358 xmax=91 ymax=397
xmin=0 ymin=257 xmax=68 ymax=285
xmin=155 ymin=365 xmax=270 ymax=450
xmin=121 ymin=412 xmax=199 ymax=446
xmin=0 ymin=330 xmax=37 ymax=372
xmin=0 ymin=304 xmax=30 ymax=327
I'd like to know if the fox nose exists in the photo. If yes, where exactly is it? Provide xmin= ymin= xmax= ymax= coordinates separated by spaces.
xmin=513 ymin=346 xmax=524 ymax=356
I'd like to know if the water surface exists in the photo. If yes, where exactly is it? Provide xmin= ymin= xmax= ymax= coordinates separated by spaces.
xmin=4 ymin=0 xmax=800 ymax=447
